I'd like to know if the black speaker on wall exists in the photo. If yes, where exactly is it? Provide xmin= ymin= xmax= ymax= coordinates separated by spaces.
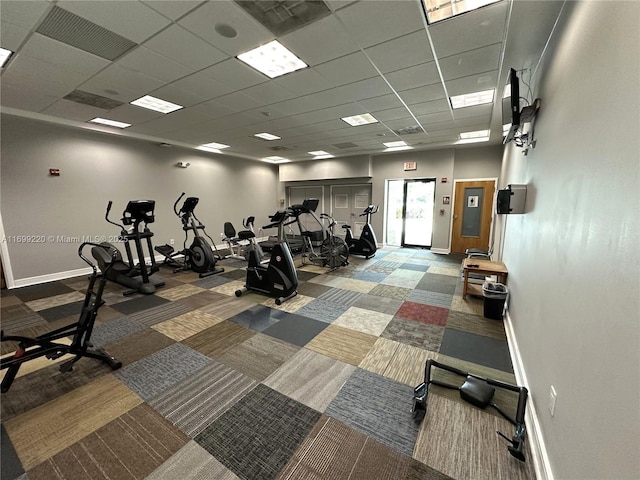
xmin=497 ymin=190 xmax=512 ymax=214
xmin=496 ymin=184 xmax=527 ymax=214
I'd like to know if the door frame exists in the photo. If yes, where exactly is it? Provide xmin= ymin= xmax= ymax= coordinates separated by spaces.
xmin=400 ymin=178 xmax=436 ymax=249
xmin=448 ymin=177 xmax=498 ymax=254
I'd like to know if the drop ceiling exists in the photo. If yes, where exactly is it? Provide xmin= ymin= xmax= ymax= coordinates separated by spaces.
xmin=0 ymin=0 xmax=565 ymax=163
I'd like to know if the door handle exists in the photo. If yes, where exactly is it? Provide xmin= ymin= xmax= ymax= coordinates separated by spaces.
xmin=453 ymin=215 xmax=458 ymax=220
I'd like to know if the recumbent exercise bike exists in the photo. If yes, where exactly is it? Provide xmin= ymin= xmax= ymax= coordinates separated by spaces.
xmin=155 ymin=193 xmax=224 ymax=278
xmin=342 ymin=204 xmax=379 ymax=259
xmin=1 ymin=242 xmax=122 ymax=393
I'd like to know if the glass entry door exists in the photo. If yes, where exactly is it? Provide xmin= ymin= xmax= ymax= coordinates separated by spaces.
xmin=385 ymin=179 xmax=435 ymax=248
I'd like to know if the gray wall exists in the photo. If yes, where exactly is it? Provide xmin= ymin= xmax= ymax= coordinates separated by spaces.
xmin=0 ymin=114 xmax=279 ymax=283
xmin=499 ymin=2 xmax=639 ymax=479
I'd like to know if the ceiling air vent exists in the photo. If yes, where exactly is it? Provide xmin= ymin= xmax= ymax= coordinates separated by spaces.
xmin=333 ymin=142 xmax=359 ymax=149
xmin=268 ymin=146 xmax=291 ymax=152
xmin=393 ymin=125 xmax=425 ymax=135
xmin=63 ymin=90 xmax=124 ymax=110
xmin=234 ymin=0 xmax=331 ymax=36
xmin=36 ymin=6 xmax=137 ymax=61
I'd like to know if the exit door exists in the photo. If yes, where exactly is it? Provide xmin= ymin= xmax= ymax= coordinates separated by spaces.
xmin=385 ymin=179 xmax=435 ymax=248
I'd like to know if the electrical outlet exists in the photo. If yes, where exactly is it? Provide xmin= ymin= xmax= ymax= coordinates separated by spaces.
xmin=170 ymin=238 xmax=174 ymax=245
xmin=549 ymin=386 xmax=557 ymax=416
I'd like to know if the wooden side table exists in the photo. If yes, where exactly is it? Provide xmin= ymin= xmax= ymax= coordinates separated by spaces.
xmin=462 ymin=258 xmax=508 ymax=299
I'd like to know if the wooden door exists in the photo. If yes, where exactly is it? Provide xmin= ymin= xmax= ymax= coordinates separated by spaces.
xmin=451 ymin=180 xmax=495 ymax=254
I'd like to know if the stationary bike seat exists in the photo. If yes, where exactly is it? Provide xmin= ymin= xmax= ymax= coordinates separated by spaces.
xmin=237 ymin=230 xmax=255 ymax=240
xmin=342 ymin=224 xmax=351 ymax=229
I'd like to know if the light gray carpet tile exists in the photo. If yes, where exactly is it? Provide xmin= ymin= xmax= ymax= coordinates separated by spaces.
xmin=407 ymin=290 xmax=453 ymax=309
xmin=325 ymin=368 xmax=419 ymax=456
xmin=294 ymin=299 xmax=350 ymax=324
xmin=381 ymin=317 xmax=445 ymax=351
xmin=89 ymin=316 xmax=147 ymax=348
xmin=146 ymin=441 xmax=240 ymax=480
xmin=149 ymin=361 xmax=257 ymax=437
xmin=372 ymin=260 xmax=404 ymax=269
xmin=127 ymin=302 xmax=195 ymax=327
xmin=317 ymin=288 xmax=364 ymax=307
xmin=352 ymin=294 xmax=404 ymax=316
xmin=399 ymin=263 xmax=429 ymax=272
xmin=352 ymin=270 xmax=389 ymax=283
xmin=115 ymin=343 xmax=212 ymax=401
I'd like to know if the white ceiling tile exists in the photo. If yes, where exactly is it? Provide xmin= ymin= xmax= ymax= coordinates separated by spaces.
xmin=417 ymin=111 xmax=454 ymax=126
xmin=0 ymin=1 xmax=51 ymax=30
xmin=170 ymin=71 xmax=235 ymax=100
xmin=407 ymin=98 xmax=451 ymax=116
xmin=242 ymin=82 xmax=297 ymax=106
xmin=0 ymin=21 xmax=30 ymax=51
xmin=280 ymin=14 xmax=357 ymax=66
xmin=108 ymin=103 xmax=165 ymax=124
xmin=142 ymin=24 xmax=228 ymax=71
xmin=385 ymin=62 xmax=440 ymax=91
xmin=41 ymin=99 xmax=111 ymax=122
xmin=141 ymin=1 xmax=204 ymax=20
xmin=334 ymin=77 xmax=393 ymax=101
xmin=428 ymin=1 xmax=508 ymax=57
xmin=315 ymin=51 xmax=378 ymax=87
xmin=275 ymin=68 xmax=332 ymax=96
xmin=365 ymin=30 xmax=434 ymax=74
xmin=397 ymin=83 xmax=447 ymax=104
xmin=128 ymin=106 xmax=214 ymax=134
xmin=58 ymin=0 xmax=171 ymax=43
xmin=200 ymin=58 xmax=267 ymax=91
xmin=356 ymin=94 xmax=406 ymax=112
xmin=269 ymin=96 xmax=321 ymax=116
xmin=445 ymin=71 xmax=498 ymax=96
xmin=335 ymin=0 xmax=426 ymax=48
xmin=452 ymin=103 xmax=493 ymax=119
xmin=215 ymin=91 xmax=265 ymax=112
xmin=20 ymin=33 xmax=110 ymax=76
xmin=81 ymin=63 xmax=165 ymax=99
xmin=6 ymin=53 xmax=88 ymax=91
xmin=178 ymin=1 xmax=273 ymax=57
xmin=117 ymin=46 xmax=194 ymax=83
xmin=150 ymin=84 xmax=207 ymax=108
xmin=439 ymin=43 xmax=502 ymax=81
xmin=371 ymin=106 xmax=412 ymax=122
xmin=0 ymin=81 xmax=60 ymax=112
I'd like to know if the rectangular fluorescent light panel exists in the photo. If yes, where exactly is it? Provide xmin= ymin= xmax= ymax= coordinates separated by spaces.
xmin=237 ymin=40 xmax=307 ymax=79
xmin=423 ymin=0 xmax=501 ymax=24
xmin=308 ymin=150 xmax=330 ymax=156
xmin=200 ymin=142 xmax=230 ymax=150
xmin=450 ymin=89 xmax=494 ymax=109
xmin=460 ymin=130 xmax=490 ymax=139
xmin=341 ymin=113 xmax=378 ymax=126
xmin=0 ymin=48 xmax=14 ymax=68
xmin=89 ymin=117 xmax=131 ymax=128
xmin=130 ymin=95 xmax=183 ymax=113
xmin=456 ymin=137 xmax=490 ymax=144
xmin=254 ymin=132 xmax=281 ymax=140
xmin=263 ymin=156 xmax=290 ymax=163
xmin=384 ymin=145 xmax=414 ymax=152
xmin=383 ymin=141 xmax=407 ymax=148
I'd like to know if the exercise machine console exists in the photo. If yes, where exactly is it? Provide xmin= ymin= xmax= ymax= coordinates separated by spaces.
xmin=1 ymin=243 xmax=122 ymax=393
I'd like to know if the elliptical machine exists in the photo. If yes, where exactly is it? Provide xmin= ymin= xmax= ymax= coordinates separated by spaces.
xmin=1 ymin=243 xmax=122 ymax=393
xmin=342 ymin=205 xmax=379 ymax=259
xmin=235 ymin=209 xmax=298 ymax=305
xmin=155 ymin=193 xmax=224 ymax=278
xmin=95 ymin=200 xmax=165 ymax=295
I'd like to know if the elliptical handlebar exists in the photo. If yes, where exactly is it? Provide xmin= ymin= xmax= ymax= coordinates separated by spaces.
xmin=104 ymin=201 xmax=125 ymax=230
xmin=174 ymin=192 xmax=186 ymax=217
xmin=78 ymin=241 xmax=117 ymax=274
xmin=360 ymin=205 xmax=379 ymax=216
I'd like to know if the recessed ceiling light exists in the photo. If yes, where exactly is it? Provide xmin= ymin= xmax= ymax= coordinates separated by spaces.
xmin=383 ymin=141 xmax=407 ymax=148
xmin=0 ymin=47 xmax=14 ymax=68
xmin=456 ymin=137 xmax=490 ymax=144
xmin=449 ymin=89 xmax=495 ymax=109
xmin=460 ymin=130 xmax=490 ymax=139
xmin=88 ymin=117 xmax=131 ymax=128
xmin=308 ymin=150 xmax=330 ymax=156
xmin=341 ymin=113 xmax=378 ymax=126
xmin=199 ymin=142 xmax=230 ymax=150
xmin=263 ymin=156 xmax=290 ymax=163
xmin=237 ymin=40 xmax=307 ymax=79
xmin=422 ymin=0 xmax=501 ymax=24
xmin=384 ymin=145 xmax=414 ymax=152
xmin=254 ymin=132 xmax=281 ymax=141
xmin=130 ymin=95 xmax=183 ymax=113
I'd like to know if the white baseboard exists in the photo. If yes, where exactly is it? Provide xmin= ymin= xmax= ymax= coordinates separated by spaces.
xmin=430 ymin=247 xmax=450 ymax=255
xmin=504 ymin=311 xmax=554 ymax=480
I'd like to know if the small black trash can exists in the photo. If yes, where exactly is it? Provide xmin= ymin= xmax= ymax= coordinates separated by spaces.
xmin=482 ymin=282 xmax=508 ymax=320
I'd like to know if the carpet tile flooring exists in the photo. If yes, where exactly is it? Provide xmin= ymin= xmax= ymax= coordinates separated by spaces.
xmin=1 ymin=247 xmax=531 ymax=480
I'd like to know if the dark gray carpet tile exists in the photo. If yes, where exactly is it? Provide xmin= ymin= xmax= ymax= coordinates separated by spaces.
xmin=111 ymin=294 xmax=171 ymax=315
xmin=115 ymin=343 xmax=212 ymax=401
xmin=89 ymin=316 xmax=147 ymax=348
xmin=415 ymin=273 xmax=458 ymax=295
xmin=381 ymin=316 xmax=445 ymax=351
xmin=404 ymin=458 xmax=455 ymax=480
xmin=399 ymin=263 xmax=430 ymax=272
xmin=192 ymin=273 xmax=233 ymax=289
xmin=407 ymin=289 xmax=453 ymax=308
xmin=219 ymin=258 xmax=248 ymax=269
xmin=195 ymin=384 xmax=321 ymax=480
xmin=1 ymin=424 xmax=24 ymax=480
xmin=352 ymin=270 xmax=389 ymax=283
xmin=295 ymin=270 xmax=320 ymax=282
xmin=38 ymin=300 xmax=85 ymax=323
xmin=325 ymin=368 xmax=419 ymax=456
xmin=262 ymin=313 xmax=328 ymax=347
xmin=352 ymin=294 xmax=404 ymax=316
xmin=317 ymin=288 xmax=364 ymax=307
xmin=439 ymin=328 xmax=514 ymax=373
xmin=295 ymin=281 xmax=333 ymax=298
xmin=11 ymin=281 xmax=74 ymax=302
xmin=445 ymin=310 xmax=507 ymax=341
xmin=127 ymin=302 xmax=194 ymax=326
xmin=149 ymin=361 xmax=257 ymax=437
xmin=294 ymin=298 xmax=350 ymax=323
xmin=227 ymin=305 xmax=282 ymax=332
xmin=221 ymin=269 xmax=247 ymax=281
xmin=0 ymin=307 xmax=45 ymax=334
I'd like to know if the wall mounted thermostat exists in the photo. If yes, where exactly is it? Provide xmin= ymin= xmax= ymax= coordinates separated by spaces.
xmin=497 ymin=184 xmax=527 ymax=214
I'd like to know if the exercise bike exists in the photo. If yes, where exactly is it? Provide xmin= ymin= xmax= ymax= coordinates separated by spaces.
xmin=155 ymin=193 xmax=224 ymax=278
xmin=290 ymin=199 xmax=349 ymax=270
xmin=95 ymin=200 xmax=165 ymax=295
xmin=235 ymin=209 xmax=298 ymax=305
xmin=412 ymin=359 xmax=529 ymax=462
xmin=342 ymin=204 xmax=379 ymax=259
xmin=1 ymin=242 xmax=123 ymax=393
